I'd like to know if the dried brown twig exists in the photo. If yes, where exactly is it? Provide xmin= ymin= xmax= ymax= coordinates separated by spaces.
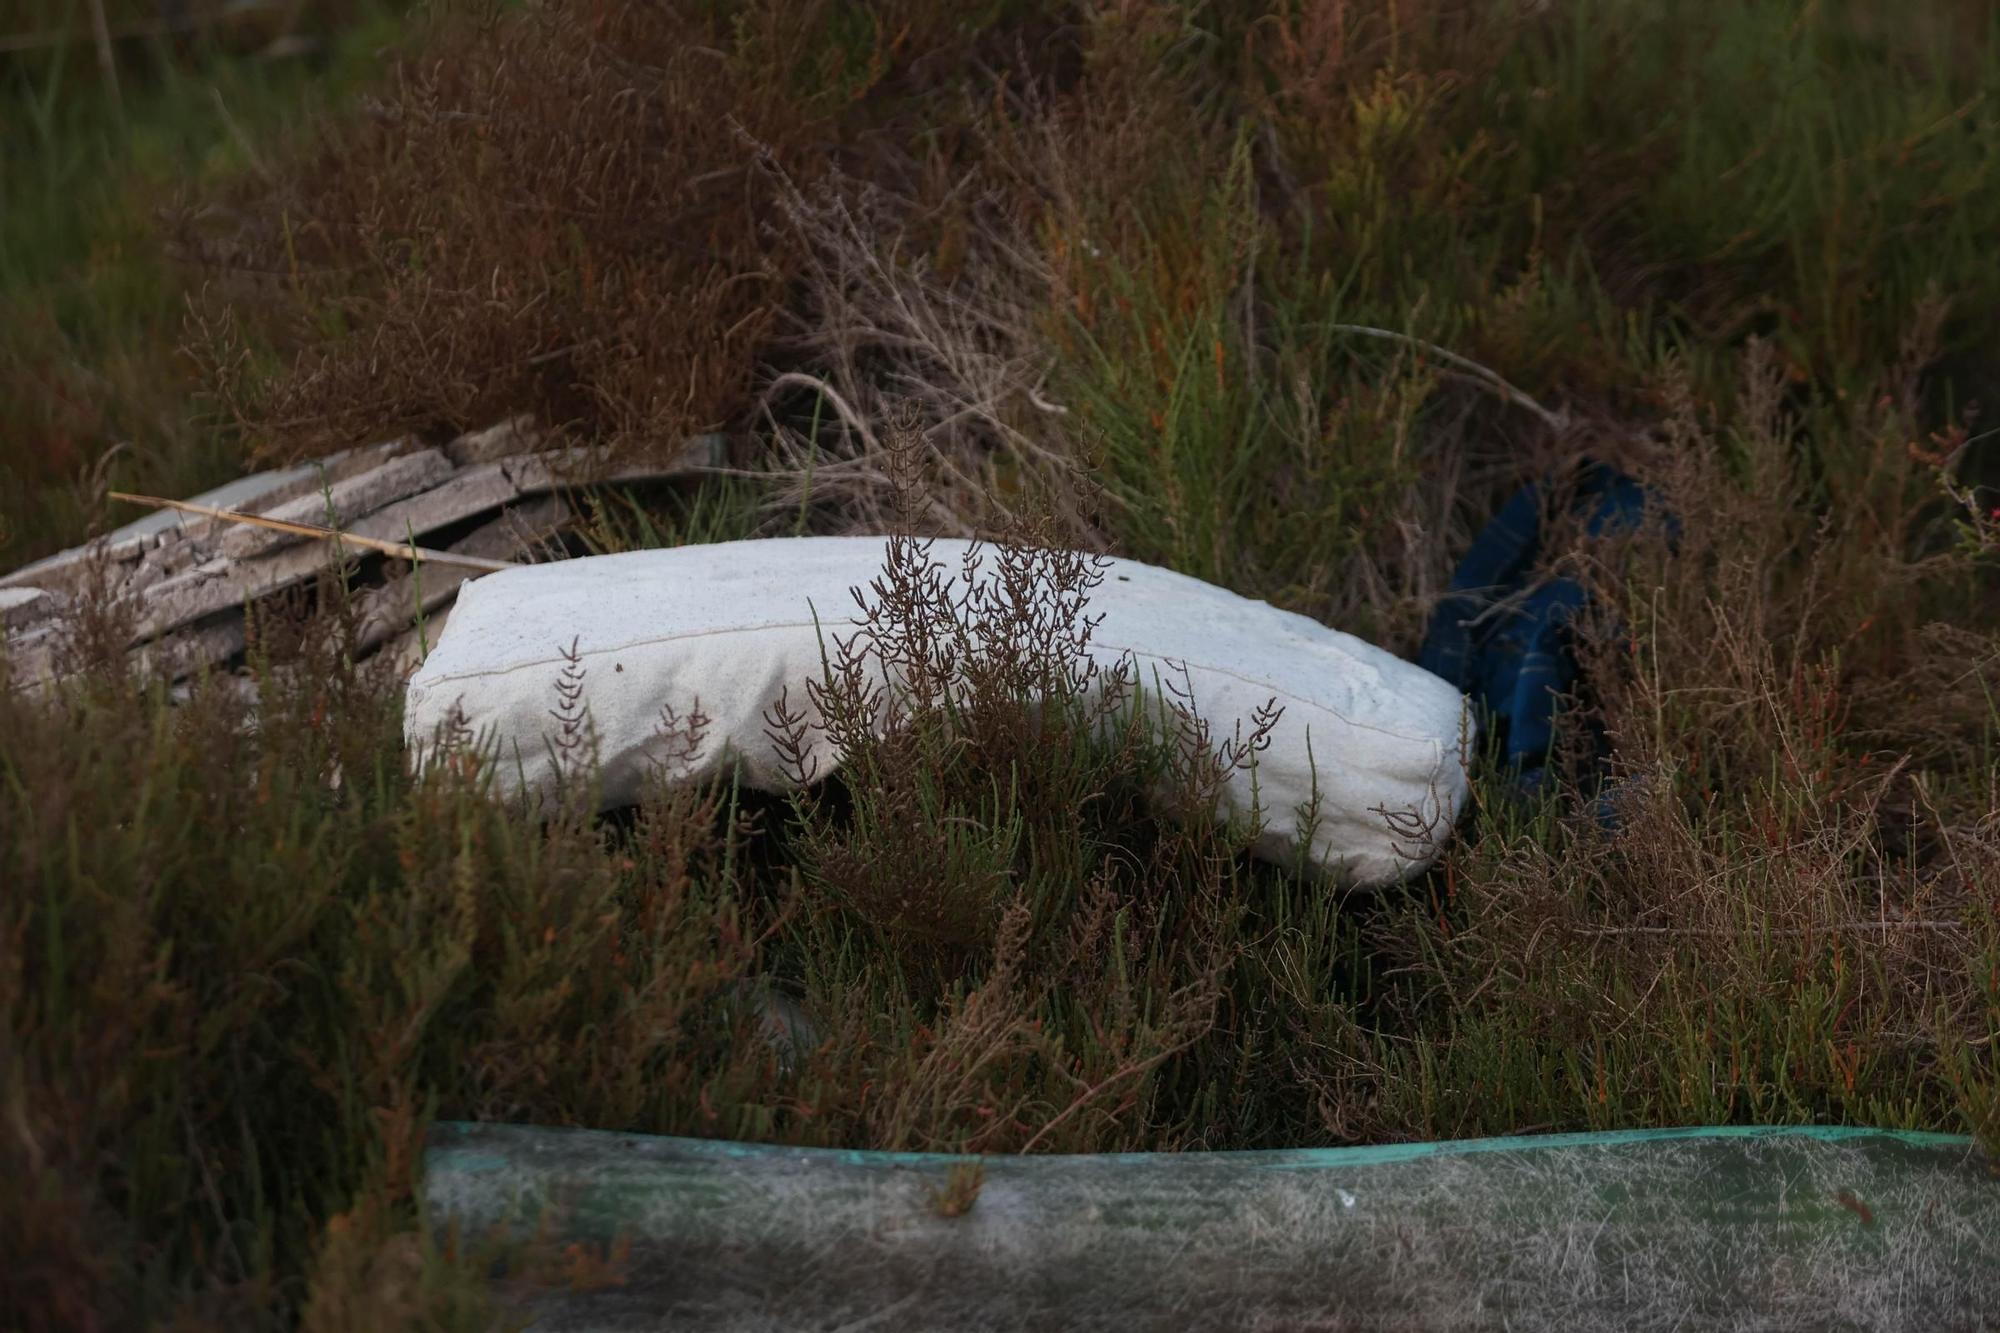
xmin=107 ymin=492 xmax=519 ymax=573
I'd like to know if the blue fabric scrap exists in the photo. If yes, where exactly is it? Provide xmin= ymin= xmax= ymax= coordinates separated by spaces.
xmin=1418 ymin=464 xmax=1660 ymax=795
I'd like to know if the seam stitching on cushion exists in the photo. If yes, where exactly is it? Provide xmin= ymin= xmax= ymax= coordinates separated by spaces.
xmin=419 ymin=630 xmax=1460 ymax=749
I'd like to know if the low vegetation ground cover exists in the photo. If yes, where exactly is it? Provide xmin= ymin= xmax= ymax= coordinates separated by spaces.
xmin=5 ymin=1 xmax=1999 ymax=1327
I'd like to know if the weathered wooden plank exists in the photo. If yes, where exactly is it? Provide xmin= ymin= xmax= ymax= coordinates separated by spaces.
xmin=0 ymin=436 xmax=420 ymax=592
xmin=364 ymin=439 xmax=721 ymax=546
xmin=4 ymin=614 xmax=243 ymax=693
xmin=121 ymin=437 xmax=427 ymax=567
xmin=108 ymin=540 xmax=184 ymax=607
xmin=129 ymin=522 xmax=446 ymax=646
xmin=352 ymin=496 xmax=570 ymax=657
xmin=5 ymin=430 xmax=718 ymax=607
xmin=3 ymin=430 xmax=723 ymax=687
xmin=500 ymin=435 xmax=731 ymax=494
xmin=218 ymin=449 xmax=456 ymax=559
xmin=20 ymin=444 xmax=438 ymax=616
xmin=121 ymin=457 xmax=549 ymax=645
xmin=132 ymin=615 xmax=247 ymax=684
xmin=0 ymin=530 xmax=156 ymax=597
xmin=447 ymin=416 xmax=543 ymax=467
xmin=1 ymin=587 xmax=56 ymax=630
xmin=364 ymin=461 xmax=536 ymax=542
xmin=425 ymin=1122 xmax=1999 ymax=1333
xmin=87 ymin=493 xmax=562 ymax=679
xmin=124 ymin=556 xmax=255 ymax=645
xmin=317 ymin=440 xmax=722 ymax=596
xmin=445 ymin=429 xmax=729 ymax=484
xmin=2 ymin=622 xmax=60 ymax=692
xmin=353 ymin=570 xmax=466 ymax=656
xmin=113 ymin=492 xmax=518 ymax=574
xmin=115 ymin=438 xmax=716 ymax=644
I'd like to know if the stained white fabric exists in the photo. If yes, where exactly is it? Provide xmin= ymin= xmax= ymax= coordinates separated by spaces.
xmin=403 ymin=538 xmax=1474 ymax=885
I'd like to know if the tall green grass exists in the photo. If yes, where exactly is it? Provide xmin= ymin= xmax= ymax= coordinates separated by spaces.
xmin=0 ymin=5 xmax=404 ymax=574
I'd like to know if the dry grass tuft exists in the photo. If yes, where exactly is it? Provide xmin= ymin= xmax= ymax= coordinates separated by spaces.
xmin=1335 ymin=331 xmax=2000 ymax=1145
xmin=180 ymin=2 xmax=827 ymax=463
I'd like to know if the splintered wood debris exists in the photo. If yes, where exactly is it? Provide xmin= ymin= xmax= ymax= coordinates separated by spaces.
xmin=1 ymin=418 xmax=726 ymax=691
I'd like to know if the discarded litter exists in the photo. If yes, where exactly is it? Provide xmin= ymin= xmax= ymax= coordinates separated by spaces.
xmin=403 ymin=537 xmax=1475 ymax=886
xmin=0 ymin=421 xmax=725 ymax=692
xmin=1420 ymin=462 xmax=1658 ymax=797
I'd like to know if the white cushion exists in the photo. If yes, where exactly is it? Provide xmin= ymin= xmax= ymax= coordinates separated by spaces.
xmin=403 ymin=538 xmax=1473 ymax=885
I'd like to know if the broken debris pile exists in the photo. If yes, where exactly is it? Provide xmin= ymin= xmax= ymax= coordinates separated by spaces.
xmin=0 ymin=420 xmax=722 ymax=692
